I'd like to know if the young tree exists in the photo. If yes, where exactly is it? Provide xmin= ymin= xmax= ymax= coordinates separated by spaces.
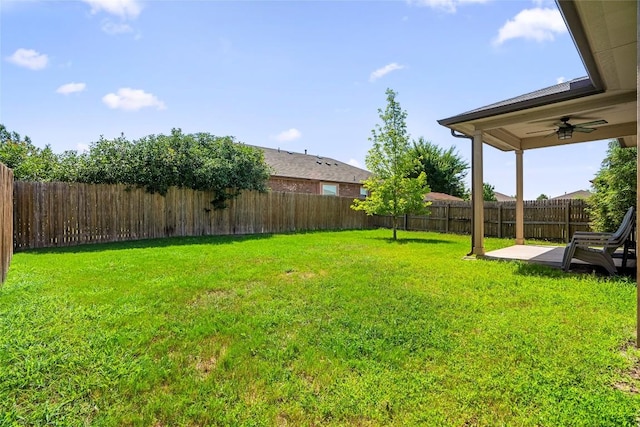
xmin=536 ymin=194 xmax=549 ymax=201
xmin=587 ymin=140 xmax=637 ymax=231
xmin=352 ymin=89 xmax=430 ymax=240
xmin=483 ymin=182 xmax=497 ymax=201
xmin=411 ymin=137 xmax=468 ymax=198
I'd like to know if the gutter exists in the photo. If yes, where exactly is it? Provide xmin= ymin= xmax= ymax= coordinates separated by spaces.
xmin=450 ymin=129 xmax=475 ymax=256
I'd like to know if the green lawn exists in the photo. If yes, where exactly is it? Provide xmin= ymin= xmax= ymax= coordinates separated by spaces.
xmin=1 ymin=229 xmax=639 ymax=426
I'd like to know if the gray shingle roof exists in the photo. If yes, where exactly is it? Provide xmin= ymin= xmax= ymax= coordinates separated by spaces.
xmin=438 ymin=76 xmax=600 ymax=126
xmin=255 ymin=146 xmax=371 ymax=184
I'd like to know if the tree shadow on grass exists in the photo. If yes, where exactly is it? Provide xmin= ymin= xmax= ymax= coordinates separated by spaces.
xmin=20 ymin=233 xmax=275 ymax=255
xmin=371 ymin=237 xmax=454 ymax=245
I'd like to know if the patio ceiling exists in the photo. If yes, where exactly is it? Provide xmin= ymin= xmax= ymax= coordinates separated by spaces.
xmin=438 ymin=0 xmax=638 ymax=151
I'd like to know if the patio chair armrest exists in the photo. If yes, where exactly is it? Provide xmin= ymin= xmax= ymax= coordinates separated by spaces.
xmin=571 ymin=232 xmax=613 ymax=237
xmin=570 ymin=235 xmax=612 ymax=244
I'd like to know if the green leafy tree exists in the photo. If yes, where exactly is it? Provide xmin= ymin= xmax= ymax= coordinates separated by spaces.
xmin=352 ymin=89 xmax=430 ymax=240
xmin=70 ymin=129 xmax=271 ymax=208
xmin=74 ymin=133 xmax=135 ymax=185
xmin=483 ymin=182 xmax=497 ymax=201
xmin=0 ymin=125 xmax=271 ymax=208
xmin=0 ymin=124 xmax=60 ymax=181
xmin=411 ymin=137 xmax=468 ymax=198
xmin=537 ymin=193 xmax=549 ymax=201
xmin=587 ymin=140 xmax=637 ymax=231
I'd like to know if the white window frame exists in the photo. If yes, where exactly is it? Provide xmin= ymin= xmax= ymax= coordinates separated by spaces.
xmin=321 ymin=183 xmax=339 ymax=196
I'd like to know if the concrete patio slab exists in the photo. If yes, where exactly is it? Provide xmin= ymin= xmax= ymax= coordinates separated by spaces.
xmin=484 ymin=245 xmax=565 ymax=268
xmin=483 ymin=245 xmax=635 ymax=271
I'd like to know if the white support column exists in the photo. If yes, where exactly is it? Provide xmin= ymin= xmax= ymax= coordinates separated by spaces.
xmin=515 ymin=150 xmax=525 ymax=245
xmin=472 ymin=130 xmax=484 ymax=256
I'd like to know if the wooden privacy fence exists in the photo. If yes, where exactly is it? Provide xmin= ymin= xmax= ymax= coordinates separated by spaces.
xmin=372 ymin=199 xmax=591 ymax=242
xmin=13 ymin=182 xmax=373 ymax=251
xmin=0 ymin=164 xmax=13 ymax=282
xmin=13 ymin=182 xmax=593 ymax=251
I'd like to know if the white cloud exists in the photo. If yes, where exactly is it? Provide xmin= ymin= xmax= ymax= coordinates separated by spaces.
xmin=369 ymin=63 xmax=405 ymax=82
xmin=77 ymin=143 xmax=90 ymax=153
xmin=102 ymin=88 xmax=166 ymax=111
xmin=348 ymin=159 xmax=362 ymax=168
xmin=56 ymin=82 xmax=87 ymax=95
xmin=556 ymin=76 xmax=567 ymax=84
xmin=272 ymin=128 xmax=302 ymax=142
xmin=101 ymin=20 xmax=133 ymax=35
xmin=493 ymin=8 xmax=567 ymax=46
xmin=408 ymin=0 xmax=489 ymax=13
xmin=82 ymin=0 xmax=142 ymax=19
xmin=6 ymin=48 xmax=48 ymax=70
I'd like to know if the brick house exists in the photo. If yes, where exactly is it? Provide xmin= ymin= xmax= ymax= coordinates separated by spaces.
xmin=257 ymin=146 xmax=371 ymax=198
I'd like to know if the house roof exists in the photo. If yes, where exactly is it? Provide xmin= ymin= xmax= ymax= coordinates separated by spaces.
xmin=256 ymin=146 xmax=371 ymax=184
xmin=550 ymin=189 xmax=592 ymax=200
xmin=425 ymin=192 xmax=464 ymax=202
xmin=494 ymin=192 xmax=516 ymax=202
xmin=437 ymin=0 xmax=637 ymax=152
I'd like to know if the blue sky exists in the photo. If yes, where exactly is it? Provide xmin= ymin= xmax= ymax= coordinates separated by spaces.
xmin=1 ymin=0 xmax=609 ymax=199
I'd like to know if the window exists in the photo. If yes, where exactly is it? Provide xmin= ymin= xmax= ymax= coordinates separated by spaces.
xmin=360 ymin=186 xmax=368 ymax=198
xmin=321 ymin=183 xmax=338 ymax=196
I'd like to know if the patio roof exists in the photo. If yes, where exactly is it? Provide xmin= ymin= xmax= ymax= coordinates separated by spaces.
xmin=438 ymin=0 xmax=637 ymax=151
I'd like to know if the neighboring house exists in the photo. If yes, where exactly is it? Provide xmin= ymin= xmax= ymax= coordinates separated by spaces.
xmin=425 ymin=192 xmax=464 ymax=202
xmin=550 ymin=190 xmax=592 ymax=200
xmin=257 ymin=146 xmax=371 ymax=198
xmin=494 ymin=192 xmax=515 ymax=202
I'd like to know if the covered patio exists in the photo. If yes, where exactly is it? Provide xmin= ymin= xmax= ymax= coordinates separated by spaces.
xmin=438 ymin=1 xmax=638 ymax=336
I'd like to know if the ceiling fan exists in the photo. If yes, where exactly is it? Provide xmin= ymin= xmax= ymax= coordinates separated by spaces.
xmin=527 ymin=116 xmax=608 ymax=140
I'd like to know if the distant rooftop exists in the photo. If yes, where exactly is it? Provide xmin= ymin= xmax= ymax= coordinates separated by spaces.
xmin=255 ymin=146 xmax=371 ymax=184
xmin=425 ymin=192 xmax=464 ymax=202
xmin=494 ymin=191 xmax=515 ymax=202
xmin=550 ymin=190 xmax=592 ymax=200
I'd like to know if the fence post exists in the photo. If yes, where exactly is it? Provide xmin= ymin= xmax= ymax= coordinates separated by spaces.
xmin=497 ymin=204 xmax=502 ymax=238
xmin=445 ymin=203 xmax=450 ymax=234
xmin=565 ymin=200 xmax=571 ymax=243
xmin=404 ymin=214 xmax=408 ymax=231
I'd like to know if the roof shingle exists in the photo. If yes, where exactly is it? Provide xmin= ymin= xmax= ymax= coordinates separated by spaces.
xmin=256 ymin=146 xmax=371 ymax=184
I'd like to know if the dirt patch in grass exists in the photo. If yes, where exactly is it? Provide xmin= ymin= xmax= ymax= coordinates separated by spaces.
xmin=188 ymin=288 xmax=234 ymax=308
xmin=614 ymin=339 xmax=640 ymax=394
xmin=191 ymin=337 xmax=228 ymax=380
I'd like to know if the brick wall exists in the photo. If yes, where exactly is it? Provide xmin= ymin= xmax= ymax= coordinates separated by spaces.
xmin=268 ymin=177 xmax=318 ymax=194
xmin=339 ymin=182 xmax=365 ymax=198
xmin=268 ymin=177 xmax=365 ymax=198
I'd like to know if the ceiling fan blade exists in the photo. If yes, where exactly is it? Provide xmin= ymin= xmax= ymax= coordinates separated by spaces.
xmin=526 ymin=129 xmax=553 ymax=135
xmin=576 ymin=119 xmax=607 ymax=127
xmin=574 ymin=127 xmax=595 ymax=133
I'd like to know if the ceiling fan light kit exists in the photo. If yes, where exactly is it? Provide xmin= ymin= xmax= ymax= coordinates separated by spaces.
xmin=557 ymin=127 xmax=573 ymax=140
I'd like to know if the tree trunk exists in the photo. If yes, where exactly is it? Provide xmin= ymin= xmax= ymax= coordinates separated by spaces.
xmin=392 ymin=216 xmax=397 ymax=240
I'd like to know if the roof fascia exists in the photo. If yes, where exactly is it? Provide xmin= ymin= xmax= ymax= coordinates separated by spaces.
xmin=556 ymin=0 xmax=604 ymax=90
